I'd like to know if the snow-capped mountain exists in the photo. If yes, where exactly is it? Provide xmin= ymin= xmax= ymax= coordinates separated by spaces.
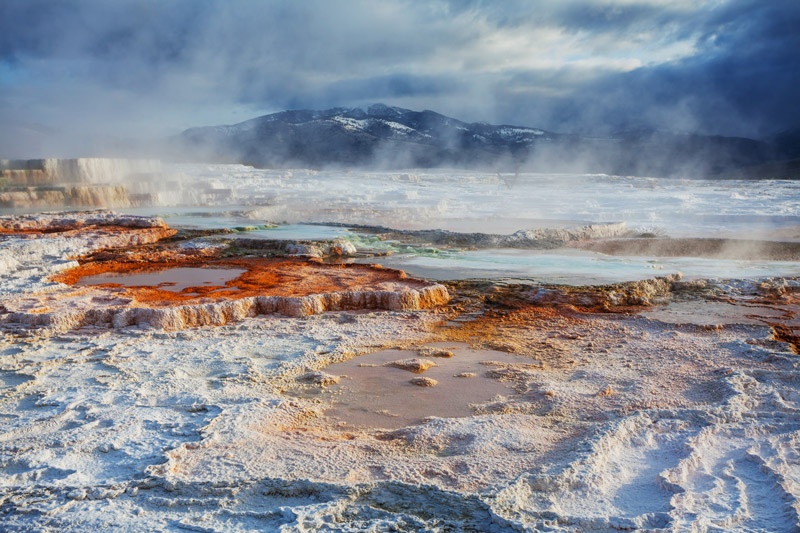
xmin=175 ymin=104 xmax=785 ymax=177
xmin=176 ymin=104 xmax=561 ymax=169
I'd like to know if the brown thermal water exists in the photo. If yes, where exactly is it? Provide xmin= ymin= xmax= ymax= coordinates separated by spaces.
xmin=75 ymin=267 xmax=247 ymax=293
xmin=295 ymin=342 xmax=526 ymax=429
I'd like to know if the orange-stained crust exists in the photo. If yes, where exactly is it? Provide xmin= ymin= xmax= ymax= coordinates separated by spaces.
xmin=52 ymin=256 xmax=427 ymax=308
xmin=772 ymin=324 xmax=800 ymax=354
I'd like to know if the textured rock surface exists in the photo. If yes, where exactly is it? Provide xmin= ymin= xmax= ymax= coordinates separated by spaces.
xmin=384 ymin=358 xmax=438 ymax=373
xmin=297 ymin=371 xmax=341 ymax=386
xmin=521 ymin=273 xmax=682 ymax=308
xmin=350 ymin=222 xmax=632 ymax=250
xmin=0 ymin=210 xmax=168 ymax=232
xmin=0 ymin=185 xmax=133 ymax=208
xmin=0 ymin=212 xmax=175 ymax=283
xmin=1 ymin=285 xmax=450 ymax=333
xmin=410 ymin=376 xmax=438 ymax=387
xmin=283 ymin=239 xmax=358 ymax=257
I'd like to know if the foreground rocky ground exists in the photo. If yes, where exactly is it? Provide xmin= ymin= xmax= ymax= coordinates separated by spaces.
xmin=1 ymin=212 xmax=799 ymax=531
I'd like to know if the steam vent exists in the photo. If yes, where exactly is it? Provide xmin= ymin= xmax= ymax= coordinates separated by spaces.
xmin=0 ymin=212 xmax=449 ymax=332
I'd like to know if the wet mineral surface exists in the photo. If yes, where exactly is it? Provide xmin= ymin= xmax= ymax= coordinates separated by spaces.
xmin=1 ymin=210 xmax=800 ymax=531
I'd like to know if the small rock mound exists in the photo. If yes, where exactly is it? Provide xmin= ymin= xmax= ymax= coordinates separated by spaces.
xmin=598 ymin=385 xmax=614 ymax=396
xmin=417 ymin=347 xmax=455 ymax=358
xmin=409 ymin=377 xmax=438 ymax=387
xmin=297 ymin=371 xmax=340 ymax=386
xmin=384 ymin=358 xmax=438 ymax=373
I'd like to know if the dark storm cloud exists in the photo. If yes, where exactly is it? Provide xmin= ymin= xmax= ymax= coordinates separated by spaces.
xmin=500 ymin=0 xmax=800 ymax=137
xmin=0 ymin=0 xmax=797 ymax=157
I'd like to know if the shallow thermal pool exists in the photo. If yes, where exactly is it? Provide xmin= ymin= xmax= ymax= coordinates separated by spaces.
xmin=75 ymin=267 xmax=246 ymax=293
xmin=643 ymin=298 xmax=800 ymax=327
xmin=352 ymin=248 xmax=800 ymax=285
xmin=292 ymin=342 xmax=527 ymax=429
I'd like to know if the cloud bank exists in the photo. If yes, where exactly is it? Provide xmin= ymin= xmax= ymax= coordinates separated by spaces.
xmin=0 ymin=0 xmax=797 ymax=157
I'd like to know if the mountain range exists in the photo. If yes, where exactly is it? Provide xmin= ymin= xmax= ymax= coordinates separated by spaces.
xmin=175 ymin=104 xmax=800 ymax=178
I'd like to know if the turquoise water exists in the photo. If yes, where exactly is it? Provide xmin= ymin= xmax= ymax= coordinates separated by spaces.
xmin=345 ymin=232 xmax=446 ymax=257
xmin=353 ymin=248 xmax=800 ymax=285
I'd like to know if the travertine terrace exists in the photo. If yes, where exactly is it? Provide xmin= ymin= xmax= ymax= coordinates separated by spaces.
xmin=2 ymin=170 xmax=800 ymax=531
xmin=0 ymin=159 xmax=163 ymax=208
xmin=0 ymin=213 xmax=449 ymax=332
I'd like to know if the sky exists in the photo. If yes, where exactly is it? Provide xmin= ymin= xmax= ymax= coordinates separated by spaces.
xmin=1 ymin=0 xmax=798 ymax=157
